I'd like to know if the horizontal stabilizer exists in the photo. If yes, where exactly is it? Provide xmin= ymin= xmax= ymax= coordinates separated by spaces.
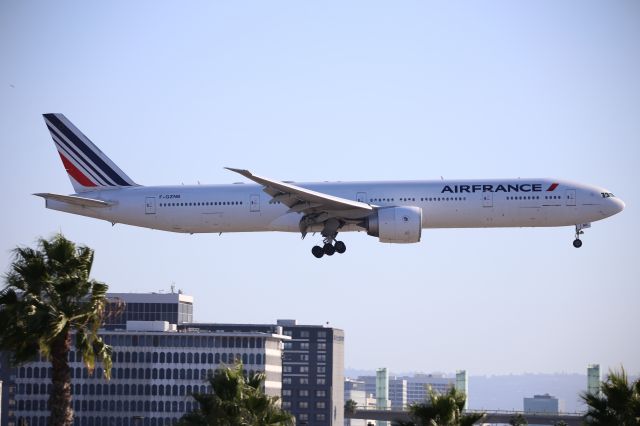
xmin=34 ymin=193 xmax=113 ymax=208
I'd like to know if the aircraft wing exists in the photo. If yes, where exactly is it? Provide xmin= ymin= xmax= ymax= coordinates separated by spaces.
xmin=34 ymin=193 xmax=114 ymax=208
xmin=225 ymin=168 xmax=373 ymax=215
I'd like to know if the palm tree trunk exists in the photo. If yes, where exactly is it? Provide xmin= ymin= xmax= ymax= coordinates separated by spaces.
xmin=49 ymin=330 xmax=74 ymax=426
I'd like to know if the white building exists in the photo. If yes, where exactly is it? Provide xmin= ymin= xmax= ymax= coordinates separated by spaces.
xmin=10 ymin=321 xmax=288 ymax=426
xmin=344 ymin=379 xmax=367 ymax=426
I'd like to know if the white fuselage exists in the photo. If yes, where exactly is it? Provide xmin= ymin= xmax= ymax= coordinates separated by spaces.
xmin=44 ymin=178 xmax=624 ymax=235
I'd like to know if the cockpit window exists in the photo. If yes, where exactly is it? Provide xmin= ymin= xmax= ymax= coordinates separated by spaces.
xmin=601 ymin=192 xmax=615 ymax=198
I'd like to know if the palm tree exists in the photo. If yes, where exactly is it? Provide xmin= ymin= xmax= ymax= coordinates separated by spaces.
xmin=179 ymin=362 xmax=294 ymax=426
xmin=345 ymin=399 xmax=358 ymax=416
xmin=581 ymin=367 xmax=640 ymax=425
xmin=0 ymin=234 xmax=112 ymax=426
xmin=395 ymin=386 xmax=485 ymax=426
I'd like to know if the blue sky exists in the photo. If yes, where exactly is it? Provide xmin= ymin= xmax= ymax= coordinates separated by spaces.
xmin=1 ymin=1 xmax=638 ymax=376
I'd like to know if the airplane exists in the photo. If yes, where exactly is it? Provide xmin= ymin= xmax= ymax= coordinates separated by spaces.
xmin=35 ymin=113 xmax=625 ymax=258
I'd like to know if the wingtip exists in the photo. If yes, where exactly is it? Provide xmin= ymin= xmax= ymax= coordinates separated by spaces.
xmin=225 ymin=167 xmax=251 ymax=177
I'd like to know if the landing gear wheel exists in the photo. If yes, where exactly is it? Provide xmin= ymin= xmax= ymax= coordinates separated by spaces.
xmin=312 ymin=246 xmax=324 ymax=258
xmin=334 ymin=241 xmax=346 ymax=254
xmin=323 ymin=243 xmax=336 ymax=256
xmin=573 ymin=239 xmax=583 ymax=248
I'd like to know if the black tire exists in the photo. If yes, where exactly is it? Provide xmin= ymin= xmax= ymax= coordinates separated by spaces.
xmin=573 ymin=239 xmax=583 ymax=248
xmin=334 ymin=241 xmax=346 ymax=254
xmin=312 ymin=246 xmax=324 ymax=258
xmin=323 ymin=243 xmax=336 ymax=256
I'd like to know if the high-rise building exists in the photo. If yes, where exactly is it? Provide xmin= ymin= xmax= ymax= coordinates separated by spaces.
xmin=404 ymin=374 xmax=453 ymax=403
xmin=356 ymin=373 xmax=454 ymax=410
xmin=523 ymin=393 xmax=564 ymax=414
xmin=5 ymin=321 xmax=288 ymax=426
xmin=186 ymin=319 xmax=344 ymax=426
xmin=388 ymin=378 xmax=407 ymax=410
xmin=375 ymin=368 xmax=389 ymax=426
xmin=455 ymin=370 xmax=468 ymax=410
xmin=588 ymin=364 xmax=601 ymax=397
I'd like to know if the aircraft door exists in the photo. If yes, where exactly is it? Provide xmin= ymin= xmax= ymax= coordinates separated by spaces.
xmin=482 ymin=192 xmax=493 ymax=207
xmin=566 ymin=189 xmax=576 ymax=206
xmin=145 ymin=197 xmax=156 ymax=214
xmin=250 ymin=194 xmax=260 ymax=212
xmin=356 ymin=192 xmax=368 ymax=203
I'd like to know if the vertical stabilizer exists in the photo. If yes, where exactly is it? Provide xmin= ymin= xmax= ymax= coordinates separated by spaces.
xmin=43 ymin=113 xmax=139 ymax=193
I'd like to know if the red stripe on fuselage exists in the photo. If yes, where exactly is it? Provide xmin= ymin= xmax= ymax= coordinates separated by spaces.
xmin=58 ymin=152 xmax=97 ymax=187
xmin=547 ymin=183 xmax=559 ymax=191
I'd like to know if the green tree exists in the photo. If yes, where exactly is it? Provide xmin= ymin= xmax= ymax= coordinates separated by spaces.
xmin=393 ymin=386 xmax=485 ymax=426
xmin=581 ymin=367 xmax=640 ymax=425
xmin=345 ymin=399 xmax=358 ymax=416
xmin=508 ymin=413 xmax=528 ymax=426
xmin=0 ymin=234 xmax=112 ymax=426
xmin=179 ymin=362 xmax=294 ymax=426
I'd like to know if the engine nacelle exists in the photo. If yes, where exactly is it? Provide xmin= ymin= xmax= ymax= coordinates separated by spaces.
xmin=366 ymin=206 xmax=422 ymax=243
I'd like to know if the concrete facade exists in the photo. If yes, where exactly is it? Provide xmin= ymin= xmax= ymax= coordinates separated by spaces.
xmin=188 ymin=320 xmax=344 ymax=426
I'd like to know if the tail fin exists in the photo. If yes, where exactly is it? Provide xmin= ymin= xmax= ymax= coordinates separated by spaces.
xmin=43 ymin=113 xmax=138 ymax=193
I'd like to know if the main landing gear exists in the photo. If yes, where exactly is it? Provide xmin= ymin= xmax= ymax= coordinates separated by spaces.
xmin=312 ymin=240 xmax=347 ymax=258
xmin=573 ymin=223 xmax=591 ymax=248
xmin=311 ymin=218 xmax=346 ymax=258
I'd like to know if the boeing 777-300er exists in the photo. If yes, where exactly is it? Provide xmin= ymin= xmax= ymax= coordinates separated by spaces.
xmin=36 ymin=113 xmax=625 ymax=258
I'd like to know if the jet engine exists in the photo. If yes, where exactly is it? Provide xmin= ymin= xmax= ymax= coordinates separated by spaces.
xmin=366 ymin=206 xmax=422 ymax=243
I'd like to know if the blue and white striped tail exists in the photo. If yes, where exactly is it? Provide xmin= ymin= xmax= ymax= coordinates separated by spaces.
xmin=43 ymin=113 xmax=138 ymax=193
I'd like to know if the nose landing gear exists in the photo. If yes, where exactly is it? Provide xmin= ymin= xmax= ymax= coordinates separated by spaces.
xmin=573 ymin=223 xmax=590 ymax=248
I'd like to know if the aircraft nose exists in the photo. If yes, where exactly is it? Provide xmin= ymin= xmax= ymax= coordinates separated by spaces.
xmin=613 ymin=197 xmax=625 ymax=214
